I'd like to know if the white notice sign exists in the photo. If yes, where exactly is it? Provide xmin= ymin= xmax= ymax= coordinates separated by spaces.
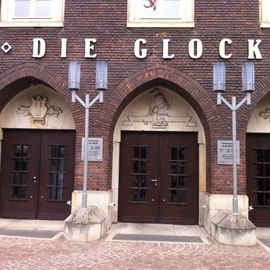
xmin=81 ymin=137 xmax=103 ymax=161
xmin=217 ymin=140 xmax=240 ymax=165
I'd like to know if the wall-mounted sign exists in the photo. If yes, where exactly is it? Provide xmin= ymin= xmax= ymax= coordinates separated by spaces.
xmin=81 ymin=137 xmax=103 ymax=161
xmin=1 ymin=37 xmax=263 ymax=60
xmin=217 ymin=140 xmax=240 ymax=165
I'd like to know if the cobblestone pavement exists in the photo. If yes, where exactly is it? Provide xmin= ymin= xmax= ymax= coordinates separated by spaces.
xmin=0 ymin=236 xmax=270 ymax=270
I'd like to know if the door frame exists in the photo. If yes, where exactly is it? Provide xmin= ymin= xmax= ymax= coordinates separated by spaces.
xmin=118 ymin=131 xmax=199 ymax=224
xmin=111 ymin=88 xmax=206 ymax=225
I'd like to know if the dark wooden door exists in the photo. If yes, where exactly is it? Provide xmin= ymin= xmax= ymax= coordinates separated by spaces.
xmin=0 ymin=130 xmax=40 ymax=219
xmin=0 ymin=129 xmax=75 ymax=220
xmin=118 ymin=131 xmax=198 ymax=224
xmin=247 ymin=133 xmax=270 ymax=226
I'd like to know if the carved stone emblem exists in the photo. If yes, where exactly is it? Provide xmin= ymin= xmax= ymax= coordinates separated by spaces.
xmin=121 ymin=88 xmax=197 ymax=129
xmin=148 ymin=88 xmax=171 ymax=128
xmin=17 ymin=96 xmax=63 ymax=125
xmin=259 ymin=108 xmax=270 ymax=120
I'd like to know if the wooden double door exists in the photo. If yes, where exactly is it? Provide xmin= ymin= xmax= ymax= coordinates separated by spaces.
xmin=247 ymin=133 xmax=270 ymax=226
xmin=0 ymin=129 xmax=75 ymax=220
xmin=119 ymin=131 xmax=198 ymax=224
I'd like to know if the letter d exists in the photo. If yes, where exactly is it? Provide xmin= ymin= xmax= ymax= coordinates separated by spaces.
xmin=32 ymin=38 xmax=46 ymax=58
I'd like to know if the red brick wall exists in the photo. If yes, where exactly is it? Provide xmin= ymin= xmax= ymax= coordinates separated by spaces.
xmin=0 ymin=0 xmax=268 ymax=194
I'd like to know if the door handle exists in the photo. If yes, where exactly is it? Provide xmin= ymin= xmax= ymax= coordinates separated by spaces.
xmin=162 ymin=199 xmax=166 ymax=202
xmin=151 ymin=179 xmax=158 ymax=182
xmin=33 ymin=176 xmax=37 ymax=183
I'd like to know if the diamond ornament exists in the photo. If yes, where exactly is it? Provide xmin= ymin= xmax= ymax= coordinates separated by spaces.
xmin=1 ymin=42 xmax=12 ymax=53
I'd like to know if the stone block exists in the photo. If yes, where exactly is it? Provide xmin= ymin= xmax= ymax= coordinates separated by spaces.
xmin=64 ymin=206 xmax=107 ymax=241
xmin=211 ymin=212 xmax=257 ymax=246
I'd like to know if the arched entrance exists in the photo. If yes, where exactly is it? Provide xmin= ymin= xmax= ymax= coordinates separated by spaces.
xmin=112 ymin=87 xmax=206 ymax=225
xmin=247 ymin=93 xmax=270 ymax=226
xmin=0 ymin=85 xmax=76 ymax=220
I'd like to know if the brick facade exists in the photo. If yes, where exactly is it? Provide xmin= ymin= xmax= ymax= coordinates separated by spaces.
xmin=0 ymin=0 xmax=268 ymax=197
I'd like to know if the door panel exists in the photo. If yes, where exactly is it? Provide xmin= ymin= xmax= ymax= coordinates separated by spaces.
xmin=159 ymin=133 xmax=198 ymax=224
xmin=0 ymin=130 xmax=39 ymax=219
xmin=38 ymin=131 xmax=75 ymax=220
xmin=247 ymin=133 xmax=270 ymax=226
xmin=0 ymin=129 xmax=75 ymax=220
xmin=119 ymin=132 xmax=158 ymax=222
xmin=119 ymin=131 xmax=198 ymax=224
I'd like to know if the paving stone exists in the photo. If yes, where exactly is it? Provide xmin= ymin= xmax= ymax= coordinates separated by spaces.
xmin=0 ymin=237 xmax=270 ymax=269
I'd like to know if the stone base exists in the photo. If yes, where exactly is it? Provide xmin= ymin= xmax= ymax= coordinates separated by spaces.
xmin=64 ymin=206 xmax=107 ymax=241
xmin=204 ymin=193 xmax=249 ymax=234
xmin=211 ymin=212 xmax=257 ymax=246
xmin=71 ymin=190 xmax=113 ymax=228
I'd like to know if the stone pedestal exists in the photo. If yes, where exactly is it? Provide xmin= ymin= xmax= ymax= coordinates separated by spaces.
xmin=211 ymin=212 xmax=257 ymax=246
xmin=64 ymin=206 xmax=107 ymax=241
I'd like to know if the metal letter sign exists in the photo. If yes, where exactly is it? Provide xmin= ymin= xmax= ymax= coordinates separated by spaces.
xmin=81 ymin=138 xmax=103 ymax=161
xmin=217 ymin=140 xmax=240 ymax=165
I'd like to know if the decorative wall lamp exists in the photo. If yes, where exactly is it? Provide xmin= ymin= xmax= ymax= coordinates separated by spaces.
xmin=68 ymin=61 xmax=108 ymax=208
xmin=213 ymin=62 xmax=255 ymax=215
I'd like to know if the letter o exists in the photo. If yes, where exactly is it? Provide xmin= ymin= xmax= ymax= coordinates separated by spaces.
xmin=188 ymin=39 xmax=203 ymax=59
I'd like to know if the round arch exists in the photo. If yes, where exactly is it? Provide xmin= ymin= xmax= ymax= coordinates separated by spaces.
xmin=108 ymin=65 xmax=215 ymax=225
xmin=235 ymin=74 xmax=270 ymax=134
xmin=0 ymin=84 xmax=75 ymax=131
xmin=0 ymin=63 xmax=68 ymax=99
xmin=0 ymin=67 xmax=77 ymax=220
xmin=0 ymin=63 xmax=80 ymax=126
xmin=108 ymin=64 xmax=217 ymax=134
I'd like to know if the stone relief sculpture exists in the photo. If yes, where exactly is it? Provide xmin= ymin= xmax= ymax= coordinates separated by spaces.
xmin=121 ymin=88 xmax=197 ymax=130
xmin=17 ymin=96 xmax=63 ymax=125
xmin=148 ymin=88 xmax=171 ymax=128
xmin=259 ymin=108 xmax=270 ymax=120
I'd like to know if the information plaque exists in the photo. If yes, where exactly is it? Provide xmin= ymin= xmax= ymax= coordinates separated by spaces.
xmin=217 ymin=140 xmax=240 ymax=165
xmin=81 ymin=137 xmax=103 ymax=161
